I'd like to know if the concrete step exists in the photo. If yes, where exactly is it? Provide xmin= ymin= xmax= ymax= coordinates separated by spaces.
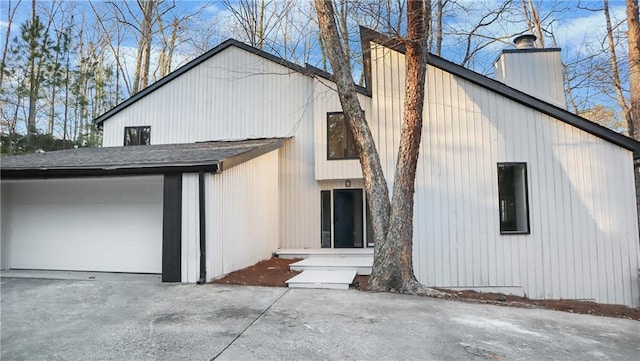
xmin=289 ymin=256 xmax=373 ymax=276
xmin=285 ymin=270 xmax=357 ymax=290
xmin=275 ymin=248 xmax=373 ymax=259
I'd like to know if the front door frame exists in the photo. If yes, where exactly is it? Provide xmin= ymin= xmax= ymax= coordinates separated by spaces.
xmin=320 ymin=185 xmax=373 ymax=249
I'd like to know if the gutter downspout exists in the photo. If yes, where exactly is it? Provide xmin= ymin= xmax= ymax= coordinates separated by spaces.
xmin=197 ymin=171 xmax=207 ymax=284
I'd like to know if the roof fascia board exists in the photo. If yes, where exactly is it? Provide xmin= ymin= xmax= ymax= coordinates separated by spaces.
xmin=0 ymin=163 xmax=219 ymax=180
xmin=358 ymin=26 xmax=640 ymax=157
xmin=217 ymin=138 xmax=287 ymax=171
xmin=491 ymin=47 xmax=561 ymax=68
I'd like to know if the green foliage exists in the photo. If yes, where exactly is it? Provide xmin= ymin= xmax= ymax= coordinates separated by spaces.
xmin=1 ymin=132 xmax=82 ymax=155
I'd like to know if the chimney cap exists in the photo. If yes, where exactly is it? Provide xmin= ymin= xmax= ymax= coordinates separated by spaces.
xmin=513 ymin=34 xmax=537 ymax=49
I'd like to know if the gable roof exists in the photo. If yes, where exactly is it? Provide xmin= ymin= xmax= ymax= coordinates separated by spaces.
xmin=359 ymin=26 xmax=640 ymax=159
xmin=0 ymin=138 xmax=286 ymax=179
xmin=94 ymin=39 xmax=366 ymax=125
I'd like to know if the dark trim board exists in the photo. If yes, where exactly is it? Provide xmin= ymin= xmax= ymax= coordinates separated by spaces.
xmin=162 ymin=173 xmax=182 ymax=282
xmin=0 ymin=164 xmax=219 ymax=180
xmin=197 ymin=171 xmax=206 ymax=284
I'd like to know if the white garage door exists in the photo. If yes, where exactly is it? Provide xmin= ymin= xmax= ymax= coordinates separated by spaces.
xmin=2 ymin=176 xmax=163 ymax=274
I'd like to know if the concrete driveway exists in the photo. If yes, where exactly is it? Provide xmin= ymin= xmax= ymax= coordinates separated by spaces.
xmin=1 ymin=275 xmax=638 ymax=361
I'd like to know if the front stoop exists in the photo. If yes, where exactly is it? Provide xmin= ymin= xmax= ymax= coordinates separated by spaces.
xmin=275 ymin=248 xmax=374 ymax=259
xmin=285 ymin=270 xmax=357 ymax=290
xmin=284 ymin=255 xmax=373 ymax=289
xmin=289 ymin=257 xmax=373 ymax=275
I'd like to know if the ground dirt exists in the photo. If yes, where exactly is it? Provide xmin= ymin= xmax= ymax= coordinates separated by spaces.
xmin=212 ymin=257 xmax=640 ymax=321
xmin=211 ymin=257 xmax=302 ymax=287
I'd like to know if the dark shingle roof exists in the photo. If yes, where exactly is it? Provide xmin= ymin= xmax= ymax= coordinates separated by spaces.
xmin=1 ymin=138 xmax=286 ymax=179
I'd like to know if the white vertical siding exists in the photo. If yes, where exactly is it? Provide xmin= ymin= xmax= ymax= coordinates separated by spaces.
xmin=181 ymin=173 xmax=200 ymax=283
xmin=101 ymin=44 xmax=366 ymax=251
xmin=206 ymin=150 xmax=280 ymax=280
xmin=370 ymin=42 xmax=640 ymax=307
xmin=98 ymin=40 xmax=640 ymax=306
xmin=102 ymin=47 xmax=313 ymax=146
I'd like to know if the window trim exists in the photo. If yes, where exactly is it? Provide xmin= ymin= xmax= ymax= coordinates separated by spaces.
xmin=124 ymin=126 xmax=151 ymax=146
xmin=326 ymin=112 xmax=359 ymax=161
xmin=497 ymin=162 xmax=531 ymax=235
xmin=321 ymin=190 xmax=332 ymax=248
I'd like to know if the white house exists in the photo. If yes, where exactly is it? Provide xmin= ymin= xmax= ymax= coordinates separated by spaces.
xmin=2 ymin=28 xmax=639 ymax=307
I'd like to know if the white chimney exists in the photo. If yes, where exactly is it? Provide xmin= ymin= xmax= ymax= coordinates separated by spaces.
xmin=493 ymin=34 xmax=566 ymax=109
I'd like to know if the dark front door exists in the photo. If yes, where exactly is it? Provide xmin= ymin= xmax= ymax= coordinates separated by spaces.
xmin=333 ymin=189 xmax=363 ymax=248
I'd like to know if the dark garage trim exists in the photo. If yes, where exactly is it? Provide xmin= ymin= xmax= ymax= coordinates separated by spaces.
xmin=197 ymin=171 xmax=207 ymax=284
xmin=162 ymin=173 xmax=182 ymax=282
xmin=0 ymin=164 xmax=219 ymax=180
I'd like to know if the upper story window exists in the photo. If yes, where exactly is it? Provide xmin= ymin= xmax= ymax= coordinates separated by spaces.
xmin=124 ymin=126 xmax=151 ymax=146
xmin=327 ymin=112 xmax=358 ymax=160
xmin=497 ymin=163 xmax=530 ymax=234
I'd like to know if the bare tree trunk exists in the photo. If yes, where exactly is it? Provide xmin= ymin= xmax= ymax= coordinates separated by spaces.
xmin=315 ymin=0 xmax=391 ymax=275
xmin=369 ymin=0 xmax=435 ymax=293
xmin=27 ymin=0 xmax=39 ymax=138
xmin=316 ymin=0 xmax=442 ymax=295
xmin=435 ymin=0 xmax=443 ymax=56
xmin=88 ymin=0 xmax=130 ymax=98
xmin=133 ymin=0 xmax=156 ymax=93
xmin=338 ymin=0 xmax=351 ymax=59
xmin=0 ymin=0 xmax=22 ymax=91
xmin=628 ymin=0 xmax=639 ymax=139
xmin=258 ymin=0 xmax=265 ymax=49
xmin=521 ymin=0 xmax=544 ymax=46
xmin=626 ymin=0 xmax=640 ymax=234
xmin=63 ymin=45 xmax=69 ymax=143
xmin=604 ymin=0 xmax=630 ymax=117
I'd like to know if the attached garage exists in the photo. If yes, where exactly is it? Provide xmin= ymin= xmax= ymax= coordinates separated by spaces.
xmin=0 ymin=138 xmax=286 ymax=282
xmin=2 ymin=176 xmax=163 ymax=274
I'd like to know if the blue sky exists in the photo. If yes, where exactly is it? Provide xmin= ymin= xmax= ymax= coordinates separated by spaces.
xmin=0 ymin=0 xmax=633 ymax=121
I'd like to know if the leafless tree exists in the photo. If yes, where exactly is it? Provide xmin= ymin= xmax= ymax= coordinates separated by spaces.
xmin=316 ymin=0 xmax=443 ymax=294
xmin=627 ymin=0 xmax=640 ymax=139
xmin=0 ymin=0 xmax=23 ymax=91
xmin=626 ymin=0 xmax=640 ymax=232
xmin=604 ymin=0 xmax=630 ymax=122
xmin=222 ymin=0 xmax=292 ymax=51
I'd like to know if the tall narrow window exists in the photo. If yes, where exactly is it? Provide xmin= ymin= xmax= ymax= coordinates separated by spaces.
xmin=497 ymin=163 xmax=530 ymax=234
xmin=321 ymin=191 xmax=331 ymax=248
xmin=124 ymin=126 xmax=151 ymax=146
xmin=327 ymin=112 xmax=358 ymax=160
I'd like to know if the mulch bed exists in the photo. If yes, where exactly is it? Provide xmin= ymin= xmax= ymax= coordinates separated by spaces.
xmin=211 ymin=257 xmax=301 ymax=287
xmin=211 ymin=257 xmax=640 ymax=321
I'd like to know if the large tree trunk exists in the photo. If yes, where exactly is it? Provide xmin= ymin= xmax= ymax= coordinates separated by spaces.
xmin=626 ymin=0 xmax=640 ymax=232
xmin=314 ymin=0 xmax=391 ymax=269
xmin=0 ymin=0 xmax=21 ymax=91
xmin=26 ymin=0 xmax=39 ymax=139
xmin=368 ymin=0 xmax=433 ymax=293
xmin=628 ymin=0 xmax=640 ymax=139
xmin=316 ymin=0 xmax=442 ymax=295
xmin=605 ymin=0 xmax=630 ymax=119
xmin=133 ymin=0 xmax=156 ymax=93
